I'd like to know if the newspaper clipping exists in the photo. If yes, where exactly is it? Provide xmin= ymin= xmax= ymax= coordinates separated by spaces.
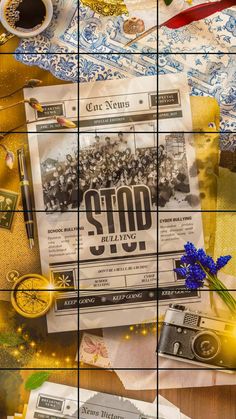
xmin=79 ymin=76 xmax=157 ymax=329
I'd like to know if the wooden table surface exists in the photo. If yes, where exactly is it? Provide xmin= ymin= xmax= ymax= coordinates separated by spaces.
xmin=159 ymin=386 xmax=236 ymax=419
xmin=80 ymin=368 xmax=157 ymax=403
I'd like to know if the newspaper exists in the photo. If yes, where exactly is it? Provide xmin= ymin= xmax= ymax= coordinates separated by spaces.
xmin=158 ymin=73 xmax=209 ymax=312
xmin=79 ymin=76 xmax=157 ymax=329
xmin=80 ymin=389 xmax=157 ymax=418
xmin=159 ymin=73 xmax=192 ymax=132
xmin=25 ymin=382 xmax=78 ymax=419
xmin=23 ymin=84 xmax=78 ymax=333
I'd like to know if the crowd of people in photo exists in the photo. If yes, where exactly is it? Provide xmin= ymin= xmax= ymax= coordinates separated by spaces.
xmin=42 ymin=152 xmax=78 ymax=211
xmin=158 ymin=143 xmax=190 ymax=208
xmin=79 ymin=133 xmax=157 ymax=208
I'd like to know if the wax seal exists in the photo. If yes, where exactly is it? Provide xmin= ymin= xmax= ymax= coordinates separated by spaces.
xmin=123 ymin=17 xmax=145 ymax=35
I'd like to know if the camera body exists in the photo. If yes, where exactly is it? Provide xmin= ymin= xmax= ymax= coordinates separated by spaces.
xmin=158 ymin=304 xmax=236 ymax=371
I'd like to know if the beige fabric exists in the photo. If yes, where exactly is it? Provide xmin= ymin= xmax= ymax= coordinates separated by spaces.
xmin=214 ymin=167 xmax=236 ymax=276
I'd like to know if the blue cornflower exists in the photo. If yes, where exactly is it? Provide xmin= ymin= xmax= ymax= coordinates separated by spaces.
xmin=175 ymin=243 xmax=232 ymax=290
xmin=185 ymin=264 xmax=206 ymax=289
xmin=216 ymin=255 xmax=232 ymax=271
xmin=175 ymin=267 xmax=187 ymax=277
xmin=181 ymin=242 xmax=198 ymax=264
xmin=175 ymin=263 xmax=206 ymax=289
xmin=185 ymin=277 xmax=204 ymax=290
xmin=197 ymin=249 xmax=217 ymax=274
xmin=187 ymin=264 xmax=206 ymax=281
xmin=174 ymin=243 xmax=235 ymax=314
xmin=196 ymin=248 xmax=208 ymax=264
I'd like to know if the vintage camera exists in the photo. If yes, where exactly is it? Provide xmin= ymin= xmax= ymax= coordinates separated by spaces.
xmin=158 ymin=304 xmax=236 ymax=371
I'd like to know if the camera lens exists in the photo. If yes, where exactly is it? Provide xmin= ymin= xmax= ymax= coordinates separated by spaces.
xmin=191 ymin=331 xmax=221 ymax=361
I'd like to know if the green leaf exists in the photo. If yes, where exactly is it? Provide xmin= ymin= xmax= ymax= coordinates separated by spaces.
xmin=164 ymin=0 xmax=174 ymax=5
xmin=25 ymin=372 xmax=50 ymax=390
xmin=0 ymin=332 xmax=23 ymax=347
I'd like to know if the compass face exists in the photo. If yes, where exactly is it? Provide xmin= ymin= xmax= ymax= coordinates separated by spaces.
xmin=11 ymin=275 xmax=53 ymax=318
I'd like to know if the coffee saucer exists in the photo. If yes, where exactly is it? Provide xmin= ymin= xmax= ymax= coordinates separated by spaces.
xmin=15 ymin=0 xmax=78 ymax=82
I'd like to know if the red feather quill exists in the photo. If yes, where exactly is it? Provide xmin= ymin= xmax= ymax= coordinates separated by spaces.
xmin=160 ymin=0 xmax=236 ymax=29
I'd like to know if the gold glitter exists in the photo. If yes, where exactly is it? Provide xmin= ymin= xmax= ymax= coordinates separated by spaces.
xmin=81 ymin=0 xmax=128 ymax=16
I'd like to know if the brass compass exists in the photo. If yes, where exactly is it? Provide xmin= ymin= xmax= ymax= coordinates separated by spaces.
xmin=7 ymin=271 xmax=54 ymax=318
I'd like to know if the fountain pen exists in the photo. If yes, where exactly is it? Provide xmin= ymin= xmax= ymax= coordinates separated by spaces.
xmin=17 ymin=148 xmax=34 ymax=249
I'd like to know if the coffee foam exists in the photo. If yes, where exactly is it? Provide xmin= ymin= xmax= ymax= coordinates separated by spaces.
xmin=4 ymin=0 xmax=46 ymax=32
xmin=5 ymin=0 xmax=21 ymax=28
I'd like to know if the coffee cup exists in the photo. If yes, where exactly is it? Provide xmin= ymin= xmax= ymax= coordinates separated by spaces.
xmin=0 ymin=0 xmax=53 ymax=39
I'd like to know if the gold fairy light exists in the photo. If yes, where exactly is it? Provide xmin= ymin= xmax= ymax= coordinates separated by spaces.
xmin=123 ymin=321 xmax=157 ymax=340
xmin=3 ymin=324 xmax=77 ymax=369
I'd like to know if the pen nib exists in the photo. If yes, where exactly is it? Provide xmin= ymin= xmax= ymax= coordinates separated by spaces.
xmin=29 ymin=238 xmax=34 ymax=249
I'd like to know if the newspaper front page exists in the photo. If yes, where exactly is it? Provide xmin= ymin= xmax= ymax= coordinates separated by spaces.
xmin=158 ymin=73 xmax=210 ymax=311
xmin=79 ymin=76 xmax=157 ymax=329
xmin=23 ymin=84 xmax=78 ymax=333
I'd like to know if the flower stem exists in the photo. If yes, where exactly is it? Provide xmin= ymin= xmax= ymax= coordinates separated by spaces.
xmin=208 ymin=285 xmax=220 ymax=317
xmin=0 ymin=117 xmax=55 ymax=140
xmin=198 ymin=262 xmax=236 ymax=316
xmin=0 ymin=100 xmax=25 ymax=112
xmin=0 ymin=86 xmax=23 ymax=99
